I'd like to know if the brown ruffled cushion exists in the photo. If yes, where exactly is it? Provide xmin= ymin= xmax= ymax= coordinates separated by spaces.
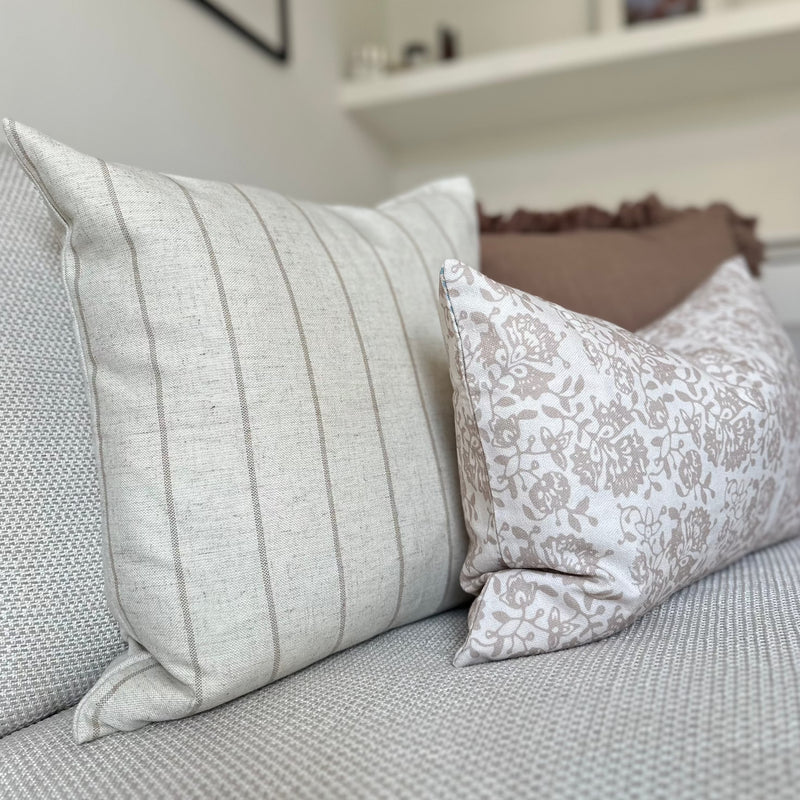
xmin=480 ymin=206 xmax=750 ymax=331
xmin=478 ymin=194 xmax=763 ymax=276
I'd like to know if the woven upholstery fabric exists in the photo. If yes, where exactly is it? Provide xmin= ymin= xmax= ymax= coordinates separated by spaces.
xmin=5 ymin=121 xmax=477 ymax=742
xmin=438 ymin=257 xmax=800 ymax=664
xmin=2 ymin=537 xmax=800 ymax=799
xmin=0 ymin=143 xmax=124 ymax=737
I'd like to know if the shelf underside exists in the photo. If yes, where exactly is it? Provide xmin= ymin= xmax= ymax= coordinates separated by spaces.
xmin=341 ymin=6 xmax=800 ymax=150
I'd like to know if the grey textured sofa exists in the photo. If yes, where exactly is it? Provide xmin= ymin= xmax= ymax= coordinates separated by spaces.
xmin=2 ymin=144 xmax=800 ymax=799
xmin=2 ymin=542 xmax=800 ymax=799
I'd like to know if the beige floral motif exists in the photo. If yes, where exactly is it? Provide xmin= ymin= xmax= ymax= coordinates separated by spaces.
xmin=605 ymin=432 xmax=649 ymax=497
xmin=439 ymin=257 xmax=800 ymax=665
xmin=502 ymin=314 xmax=565 ymax=365
xmin=539 ymin=534 xmax=609 ymax=576
xmin=528 ymin=472 xmax=570 ymax=516
xmin=678 ymin=450 xmax=703 ymax=493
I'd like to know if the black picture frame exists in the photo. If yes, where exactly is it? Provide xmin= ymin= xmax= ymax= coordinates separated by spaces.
xmin=191 ymin=0 xmax=290 ymax=63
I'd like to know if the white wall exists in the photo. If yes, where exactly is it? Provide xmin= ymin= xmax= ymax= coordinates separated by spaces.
xmin=337 ymin=0 xmax=387 ymax=70
xmin=0 ymin=0 xmax=392 ymax=204
xmin=393 ymin=88 xmax=800 ymax=234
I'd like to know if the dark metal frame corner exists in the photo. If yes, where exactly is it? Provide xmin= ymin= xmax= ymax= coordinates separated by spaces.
xmin=191 ymin=0 xmax=290 ymax=63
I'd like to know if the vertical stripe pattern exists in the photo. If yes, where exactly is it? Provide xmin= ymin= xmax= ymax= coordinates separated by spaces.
xmin=416 ymin=198 xmax=459 ymax=256
xmin=328 ymin=209 xmax=458 ymax=608
xmin=6 ymin=121 xmax=478 ymax=743
xmin=168 ymin=177 xmax=283 ymax=682
xmin=233 ymin=185 xmax=349 ymax=651
xmin=443 ymin=191 xmax=477 ymax=229
xmin=99 ymin=161 xmax=203 ymax=711
xmin=291 ymin=200 xmax=406 ymax=627
xmin=376 ymin=206 xmax=461 ymax=605
xmin=377 ymin=209 xmax=440 ymax=300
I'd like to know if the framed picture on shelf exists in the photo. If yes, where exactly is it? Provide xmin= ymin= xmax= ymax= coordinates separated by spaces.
xmin=625 ymin=0 xmax=700 ymax=26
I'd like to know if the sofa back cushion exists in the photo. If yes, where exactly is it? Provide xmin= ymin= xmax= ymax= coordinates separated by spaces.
xmin=0 ymin=143 xmax=123 ymax=737
xmin=5 ymin=120 xmax=476 ymax=742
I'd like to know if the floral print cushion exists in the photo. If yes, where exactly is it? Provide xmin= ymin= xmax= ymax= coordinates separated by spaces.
xmin=438 ymin=256 xmax=800 ymax=665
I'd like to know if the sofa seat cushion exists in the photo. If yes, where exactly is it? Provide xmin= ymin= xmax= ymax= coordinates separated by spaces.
xmin=2 ymin=537 xmax=800 ymax=799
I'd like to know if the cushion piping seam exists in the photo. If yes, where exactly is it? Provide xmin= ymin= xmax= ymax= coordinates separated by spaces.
xmin=440 ymin=267 xmax=504 ymax=570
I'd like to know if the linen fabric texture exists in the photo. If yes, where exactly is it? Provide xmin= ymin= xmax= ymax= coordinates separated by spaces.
xmin=480 ymin=207 xmax=744 ymax=331
xmin=0 ymin=143 xmax=123 ymax=737
xmin=438 ymin=256 xmax=800 ymax=665
xmin=3 ymin=537 xmax=800 ymax=800
xmin=5 ymin=120 xmax=477 ymax=742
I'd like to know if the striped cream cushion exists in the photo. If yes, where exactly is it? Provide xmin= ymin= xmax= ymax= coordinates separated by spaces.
xmin=5 ymin=121 xmax=477 ymax=743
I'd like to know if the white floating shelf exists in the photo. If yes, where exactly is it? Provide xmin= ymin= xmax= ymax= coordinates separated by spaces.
xmin=340 ymin=2 xmax=800 ymax=150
